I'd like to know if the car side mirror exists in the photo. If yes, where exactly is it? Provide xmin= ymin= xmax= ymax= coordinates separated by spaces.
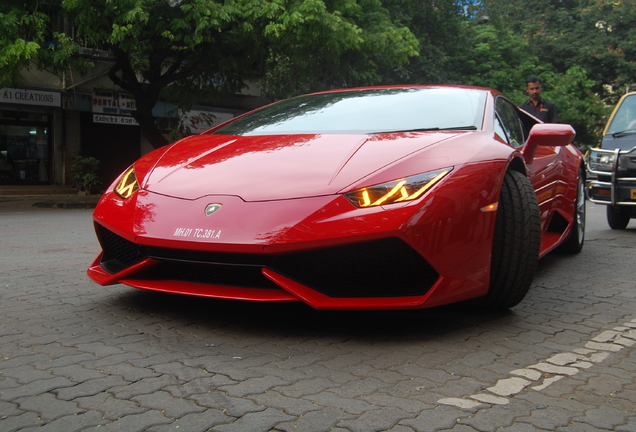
xmin=522 ymin=123 xmax=576 ymax=164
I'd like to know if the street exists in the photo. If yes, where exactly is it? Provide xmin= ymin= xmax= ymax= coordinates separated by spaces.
xmin=1 ymin=202 xmax=635 ymax=432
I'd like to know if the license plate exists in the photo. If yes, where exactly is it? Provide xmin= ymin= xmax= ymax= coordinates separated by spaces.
xmin=632 ymin=189 xmax=636 ymax=199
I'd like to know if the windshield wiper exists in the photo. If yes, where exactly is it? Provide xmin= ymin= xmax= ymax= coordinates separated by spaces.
xmin=612 ymin=129 xmax=636 ymax=138
xmin=441 ymin=126 xmax=478 ymax=131
xmin=375 ymin=125 xmax=478 ymax=134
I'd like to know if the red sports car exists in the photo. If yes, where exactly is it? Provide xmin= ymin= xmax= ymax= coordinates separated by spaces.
xmin=88 ymin=85 xmax=584 ymax=310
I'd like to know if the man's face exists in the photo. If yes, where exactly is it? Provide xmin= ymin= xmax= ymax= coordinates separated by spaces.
xmin=526 ymin=81 xmax=542 ymax=103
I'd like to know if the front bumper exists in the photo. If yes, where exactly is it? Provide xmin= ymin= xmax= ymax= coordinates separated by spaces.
xmin=586 ymin=147 xmax=636 ymax=206
xmin=88 ymin=226 xmax=440 ymax=309
xmin=88 ymin=163 xmax=500 ymax=310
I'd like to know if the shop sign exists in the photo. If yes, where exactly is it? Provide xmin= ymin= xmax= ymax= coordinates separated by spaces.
xmin=180 ymin=110 xmax=234 ymax=134
xmin=93 ymin=114 xmax=139 ymax=126
xmin=92 ymin=89 xmax=136 ymax=115
xmin=0 ymin=87 xmax=62 ymax=108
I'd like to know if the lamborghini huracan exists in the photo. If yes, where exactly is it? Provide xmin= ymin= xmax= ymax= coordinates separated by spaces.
xmin=88 ymin=85 xmax=584 ymax=310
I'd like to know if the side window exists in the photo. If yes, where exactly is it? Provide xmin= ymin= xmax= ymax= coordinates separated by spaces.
xmin=494 ymin=116 xmax=508 ymax=143
xmin=495 ymin=97 xmax=525 ymax=148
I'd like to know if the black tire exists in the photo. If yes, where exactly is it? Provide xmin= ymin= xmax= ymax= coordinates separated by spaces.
xmin=558 ymin=170 xmax=585 ymax=254
xmin=607 ymin=205 xmax=630 ymax=230
xmin=480 ymin=170 xmax=541 ymax=309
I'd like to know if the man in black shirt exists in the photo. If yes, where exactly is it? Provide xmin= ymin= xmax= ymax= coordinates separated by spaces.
xmin=518 ymin=76 xmax=560 ymax=123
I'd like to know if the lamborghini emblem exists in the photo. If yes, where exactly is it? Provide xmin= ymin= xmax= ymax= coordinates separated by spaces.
xmin=205 ymin=203 xmax=223 ymax=216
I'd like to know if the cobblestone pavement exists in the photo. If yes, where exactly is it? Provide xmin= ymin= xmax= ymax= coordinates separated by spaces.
xmin=1 ymin=201 xmax=635 ymax=432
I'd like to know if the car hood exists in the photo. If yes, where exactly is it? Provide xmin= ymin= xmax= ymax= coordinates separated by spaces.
xmin=601 ymin=133 xmax=636 ymax=152
xmin=143 ymin=132 xmax=463 ymax=201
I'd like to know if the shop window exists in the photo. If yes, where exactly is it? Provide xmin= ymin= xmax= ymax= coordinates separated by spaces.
xmin=0 ymin=111 xmax=51 ymax=184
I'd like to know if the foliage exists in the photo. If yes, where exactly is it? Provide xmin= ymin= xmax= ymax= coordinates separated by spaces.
xmin=2 ymin=0 xmax=417 ymax=148
xmin=0 ymin=1 xmax=90 ymax=86
xmin=3 ymin=0 xmax=633 ymax=152
xmin=476 ymin=0 xmax=636 ymax=99
xmin=380 ymin=0 xmax=470 ymax=84
xmin=461 ymin=24 xmax=545 ymax=98
xmin=539 ymin=67 xmax=610 ymax=150
xmin=458 ymin=1 xmax=633 ymax=149
xmin=0 ymin=6 xmax=43 ymax=85
xmin=71 ymin=155 xmax=101 ymax=190
xmin=260 ymin=0 xmax=419 ymax=97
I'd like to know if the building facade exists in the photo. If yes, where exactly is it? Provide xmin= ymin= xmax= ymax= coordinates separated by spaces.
xmin=1 ymin=56 xmax=269 ymax=190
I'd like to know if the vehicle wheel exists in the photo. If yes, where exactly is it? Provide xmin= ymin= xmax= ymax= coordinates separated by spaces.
xmin=558 ymin=170 xmax=585 ymax=253
xmin=480 ymin=170 xmax=541 ymax=309
xmin=607 ymin=205 xmax=630 ymax=230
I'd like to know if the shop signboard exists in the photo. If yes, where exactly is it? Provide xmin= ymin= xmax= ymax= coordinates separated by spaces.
xmin=92 ymin=89 xmax=136 ymax=115
xmin=0 ymin=87 xmax=62 ymax=108
xmin=92 ymin=114 xmax=139 ymax=126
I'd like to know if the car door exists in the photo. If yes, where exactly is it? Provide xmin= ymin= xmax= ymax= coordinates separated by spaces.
xmin=495 ymin=97 xmax=564 ymax=213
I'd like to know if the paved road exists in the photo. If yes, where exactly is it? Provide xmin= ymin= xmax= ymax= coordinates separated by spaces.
xmin=1 ymin=202 xmax=635 ymax=431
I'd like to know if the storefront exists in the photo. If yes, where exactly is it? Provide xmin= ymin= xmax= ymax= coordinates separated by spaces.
xmin=0 ymin=85 xmax=249 ymax=189
xmin=0 ymin=88 xmax=61 ymax=185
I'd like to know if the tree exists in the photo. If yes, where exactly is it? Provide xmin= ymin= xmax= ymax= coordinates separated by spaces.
xmin=0 ymin=3 xmax=44 ymax=85
xmin=454 ymin=24 xmax=610 ymax=150
xmin=475 ymin=0 xmax=636 ymax=100
xmin=2 ymin=0 xmax=418 ymax=148
xmin=380 ymin=0 xmax=471 ymax=84
xmin=0 ymin=1 xmax=87 ymax=85
xmin=458 ymin=0 xmax=625 ymax=149
xmin=539 ymin=67 xmax=610 ymax=150
xmin=260 ymin=0 xmax=419 ymax=96
xmin=461 ymin=23 xmax=544 ymax=99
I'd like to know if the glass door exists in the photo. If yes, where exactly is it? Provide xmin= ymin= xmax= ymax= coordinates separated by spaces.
xmin=0 ymin=112 xmax=51 ymax=184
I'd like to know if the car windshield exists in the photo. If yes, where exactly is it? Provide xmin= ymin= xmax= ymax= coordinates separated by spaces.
xmin=212 ymin=87 xmax=487 ymax=136
xmin=606 ymin=94 xmax=636 ymax=135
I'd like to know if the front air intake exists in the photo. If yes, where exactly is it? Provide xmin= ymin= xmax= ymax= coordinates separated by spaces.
xmin=97 ymin=225 xmax=148 ymax=274
xmin=96 ymin=224 xmax=439 ymax=298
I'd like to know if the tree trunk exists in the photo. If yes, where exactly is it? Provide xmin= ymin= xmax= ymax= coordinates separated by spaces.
xmin=132 ymin=107 xmax=169 ymax=149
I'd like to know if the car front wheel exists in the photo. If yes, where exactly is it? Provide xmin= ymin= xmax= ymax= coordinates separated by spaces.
xmin=481 ymin=170 xmax=541 ymax=309
xmin=607 ymin=205 xmax=630 ymax=230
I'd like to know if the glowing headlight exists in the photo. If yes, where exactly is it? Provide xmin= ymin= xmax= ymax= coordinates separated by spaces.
xmin=587 ymin=150 xmax=615 ymax=172
xmin=113 ymin=166 xmax=139 ymax=199
xmin=344 ymin=168 xmax=453 ymax=208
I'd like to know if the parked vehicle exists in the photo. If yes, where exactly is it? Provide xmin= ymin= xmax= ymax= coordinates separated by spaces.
xmin=88 ymin=85 xmax=584 ymax=310
xmin=586 ymin=91 xmax=636 ymax=229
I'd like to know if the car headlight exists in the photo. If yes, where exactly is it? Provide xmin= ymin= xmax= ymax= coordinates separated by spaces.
xmin=344 ymin=168 xmax=453 ymax=208
xmin=587 ymin=150 xmax=616 ymax=172
xmin=113 ymin=166 xmax=140 ymax=199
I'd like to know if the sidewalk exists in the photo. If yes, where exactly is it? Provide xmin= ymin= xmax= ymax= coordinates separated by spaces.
xmin=0 ymin=193 xmax=100 ymax=212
